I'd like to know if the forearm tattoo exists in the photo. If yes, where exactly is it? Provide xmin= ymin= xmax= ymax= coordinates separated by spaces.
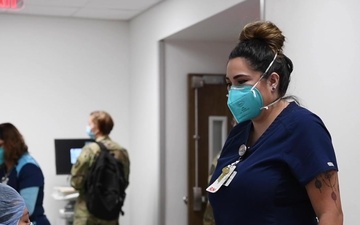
xmin=314 ymin=171 xmax=339 ymax=204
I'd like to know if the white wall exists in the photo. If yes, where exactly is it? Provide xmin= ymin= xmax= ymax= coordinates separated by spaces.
xmin=163 ymin=40 xmax=235 ymax=225
xmin=265 ymin=0 xmax=360 ymax=223
xmin=128 ymin=1 xmax=246 ymax=225
xmin=0 ymin=15 xmax=130 ymax=225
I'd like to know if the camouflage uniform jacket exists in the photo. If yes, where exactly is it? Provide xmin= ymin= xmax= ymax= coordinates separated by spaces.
xmin=203 ymin=151 xmax=221 ymax=225
xmin=70 ymin=136 xmax=130 ymax=225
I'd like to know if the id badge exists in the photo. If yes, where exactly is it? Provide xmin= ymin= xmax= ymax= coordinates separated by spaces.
xmin=206 ymin=165 xmax=236 ymax=193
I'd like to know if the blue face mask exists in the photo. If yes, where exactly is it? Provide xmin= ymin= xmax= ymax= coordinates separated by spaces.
xmin=0 ymin=146 xmax=4 ymax=165
xmin=86 ymin=126 xmax=96 ymax=140
xmin=227 ymin=53 xmax=279 ymax=124
xmin=227 ymin=85 xmax=264 ymax=123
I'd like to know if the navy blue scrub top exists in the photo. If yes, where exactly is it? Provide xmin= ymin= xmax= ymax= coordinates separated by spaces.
xmin=0 ymin=154 xmax=49 ymax=225
xmin=208 ymin=102 xmax=338 ymax=225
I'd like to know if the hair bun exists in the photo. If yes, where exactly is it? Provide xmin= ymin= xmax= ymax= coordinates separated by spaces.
xmin=239 ymin=21 xmax=285 ymax=54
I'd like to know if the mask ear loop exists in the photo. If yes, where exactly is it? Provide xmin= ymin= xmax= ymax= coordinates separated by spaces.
xmin=261 ymin=98 xmax=282 ymax=110
xmin=258 ymin=52 xmax=281 ymax=110
xmin=250 ymin=53 xmax=278 ymax=91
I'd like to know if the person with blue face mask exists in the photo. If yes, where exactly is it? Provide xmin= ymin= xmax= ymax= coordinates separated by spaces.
xmin=207 ymin=21 xmax=343 ymax=225
xmin=226 ymin=52 xmax=279 ymax=124
xmin=70 ymin=111 xmax=130 ymax=225
xmin=0 ymin=123 xmax=50 ymax=225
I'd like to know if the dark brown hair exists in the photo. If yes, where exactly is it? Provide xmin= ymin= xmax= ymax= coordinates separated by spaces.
xmin=90 ymin=111 xmax=114 ymax=135
xmin=229 ymin=21 xmax=293 ymax=97
xmin=0 ymin=123 xmax=28 ymax=164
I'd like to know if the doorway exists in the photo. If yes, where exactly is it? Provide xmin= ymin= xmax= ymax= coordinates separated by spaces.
xmin=187 ymin=74 xmax=233 ymax=225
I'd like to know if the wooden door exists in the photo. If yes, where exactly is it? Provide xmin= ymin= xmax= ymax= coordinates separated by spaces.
xmin=187 ymin=74 xmax=233 ymax=225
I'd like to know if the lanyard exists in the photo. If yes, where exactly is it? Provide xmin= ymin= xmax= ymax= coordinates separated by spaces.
xmin=206 ymin=144 xmax=247 ymax=193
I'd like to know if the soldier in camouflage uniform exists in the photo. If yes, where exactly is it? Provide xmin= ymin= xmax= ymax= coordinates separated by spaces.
xmin=70 ymin=111 xmax=130 ymax=225
xmin=203 ymin=152 xmax=220 ymax=225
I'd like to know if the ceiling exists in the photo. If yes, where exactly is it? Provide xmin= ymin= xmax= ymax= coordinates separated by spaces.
xmin=165 ymin=0 xmax=260 ymax=42
xmin=0 ymin=0 xmax=260 ymax=42
xmin=0 ymin=0 xmax=164 ymax=21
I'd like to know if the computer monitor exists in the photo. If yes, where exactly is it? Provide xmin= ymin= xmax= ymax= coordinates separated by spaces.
xmin=54 ymin=138 xmax=93 ymax=175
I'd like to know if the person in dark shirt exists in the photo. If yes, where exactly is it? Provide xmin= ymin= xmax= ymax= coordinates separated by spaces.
xmin=207 ymin=21 xmax=343 ymax=225
xmin=0 ymin=123 xmax=50 ymax=225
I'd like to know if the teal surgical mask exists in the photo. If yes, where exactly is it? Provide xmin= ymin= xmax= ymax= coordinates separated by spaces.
xmin=0 ymin=146 xmax=4 ymax=165
xmin=86 ymin=126 xmax=96 ymax=140
xmin=227 ymin=85 xmax=264 ymax=123
xmin=227 ymin=53 xmax=278 ymax=123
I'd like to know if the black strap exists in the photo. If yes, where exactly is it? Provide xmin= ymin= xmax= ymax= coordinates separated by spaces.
xmin=96 ymin=141 xmax=108 ymax=151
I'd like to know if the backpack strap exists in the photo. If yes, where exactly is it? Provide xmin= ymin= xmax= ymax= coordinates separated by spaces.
xmin=88 ymin=142 xmax=107 ymax=166
xmin=96 ymin=141 xmax=108 ymax=151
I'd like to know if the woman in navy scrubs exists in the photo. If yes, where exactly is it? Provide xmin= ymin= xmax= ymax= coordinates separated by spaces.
xmin=207 ymin=21 xmax=343 ymax=225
